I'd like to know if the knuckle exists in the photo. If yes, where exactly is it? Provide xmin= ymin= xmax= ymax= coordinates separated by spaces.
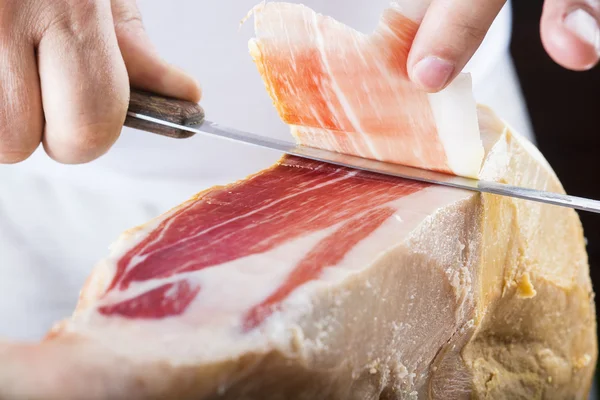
xmin=0 ymin=150 xmax=34 ymax=164
xmin=64 ymin=0 xmax=103 ymax=20
xmin=40 ymin=0 xmax=106 ymax=40
xmin=44 ymin=56 xmax=129 ymax=164
xmin=0 ymin=113 xmax=42 ymax=164
xmin=49 ymin=122 xmax=121 ymax=164
xmin=0 ymin=134 xmax=39 ymax=164
xmin=50 ymin=101 xmax=127 ymax=164
xmin=0 ymin=83 xmax=44 ymax=164
xmin=75 ymin=121 xmax=121 ymax=152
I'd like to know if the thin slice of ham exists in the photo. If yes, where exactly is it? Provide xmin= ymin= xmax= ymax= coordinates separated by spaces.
xmin=0 ymin=2 xmax=596 ymax=400
xmin=248 ymin=2 xmax=483 ymax=178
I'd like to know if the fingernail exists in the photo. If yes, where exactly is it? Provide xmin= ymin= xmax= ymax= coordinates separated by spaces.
xmin=564 ymin=9 xmax=600 ymax=54
xmin=411 ymin=57 xmax=455 ymax=92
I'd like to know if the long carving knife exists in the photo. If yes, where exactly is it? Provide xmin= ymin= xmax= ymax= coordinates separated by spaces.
xmin=124 ymin=89 xmax=600 ymax=214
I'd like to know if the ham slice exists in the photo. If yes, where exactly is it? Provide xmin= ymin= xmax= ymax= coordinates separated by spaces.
xmin=248 ymin=2 xmax=483 ymax=178
xmin=0 ymin=2 xmax=596 ymax=400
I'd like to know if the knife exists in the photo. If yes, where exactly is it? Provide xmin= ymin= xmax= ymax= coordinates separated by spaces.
xmin=124 ymin=89 xmax=600 ymax=214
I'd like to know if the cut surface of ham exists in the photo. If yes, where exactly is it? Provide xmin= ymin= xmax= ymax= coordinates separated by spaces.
xmin=97 ymin=157 xmax=428 ymax=328
xmin=0 ymin=1 xmax=597 ymax=400
xmin=248 ymin=2 xmax=483 ymax=178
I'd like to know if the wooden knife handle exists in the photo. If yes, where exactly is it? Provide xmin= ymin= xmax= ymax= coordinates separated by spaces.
xmin=124 ymin=88 xmax=205 ymax=139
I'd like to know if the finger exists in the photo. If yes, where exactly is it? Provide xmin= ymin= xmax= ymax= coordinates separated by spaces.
xmin=407 ymin=0 xmax=507 ymax=92
xmin=541 ymin=0 xmax=600 ymax=71
xmin=111 ymin=0 xmax=201 ymax=102
xmin=35 ymin=0 xmax=130 ymax=164
xmin=0 ymin=35 xmax=43 ymax=164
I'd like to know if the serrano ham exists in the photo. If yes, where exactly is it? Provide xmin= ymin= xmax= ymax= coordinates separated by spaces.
xmin=0 ymin=107 xmax=594 ymax=399
xmin=0 ymin=2 xmax=596 ymax=400
xmin=249 ymin=2 xmax=483 ymax=178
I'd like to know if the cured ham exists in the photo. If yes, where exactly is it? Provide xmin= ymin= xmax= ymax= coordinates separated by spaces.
xmin=0 ymin=106 xmax=595 ymax=399
xmin=0 ymin=2 xmax=596 ymax=400
xmin=249 ymin=2 xmax=483 ymax=178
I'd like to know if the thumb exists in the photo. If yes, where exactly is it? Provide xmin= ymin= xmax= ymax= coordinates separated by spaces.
xmin=111 ymin=0 xmax=202 ymax=102
xmin=540 ymin=0 xmax=600 ymax=71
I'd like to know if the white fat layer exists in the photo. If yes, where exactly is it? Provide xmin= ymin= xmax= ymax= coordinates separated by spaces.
xmin=427 ymin=74 xmax=484 ymax=179
xmin=97 ymin=229 xmax=333 ymax=321
xmin=66 ymin=185 xmax=473 ymax=365
xmin=67 ymin=232 xmax=335 ymax=364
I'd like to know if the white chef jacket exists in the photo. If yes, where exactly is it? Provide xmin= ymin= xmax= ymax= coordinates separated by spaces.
xmin=0 ymin=0 xmax=531 ymax=341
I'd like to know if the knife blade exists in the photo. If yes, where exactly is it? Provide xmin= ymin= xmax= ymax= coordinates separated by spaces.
xmin=124 ymin=89 xmax=600 ymax=215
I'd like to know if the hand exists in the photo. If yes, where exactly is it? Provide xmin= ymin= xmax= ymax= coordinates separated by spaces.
xmin=0 ymin=0 xmax=201 ymax=164
xmin=407 ymin=0 xmax=600 ymax=92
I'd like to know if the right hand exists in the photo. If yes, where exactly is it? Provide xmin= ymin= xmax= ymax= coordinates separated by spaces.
xmin=0 ymin=0 xmax=201 ymax=164
xmin=407 ymin=0 xmax=600 ymax=93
